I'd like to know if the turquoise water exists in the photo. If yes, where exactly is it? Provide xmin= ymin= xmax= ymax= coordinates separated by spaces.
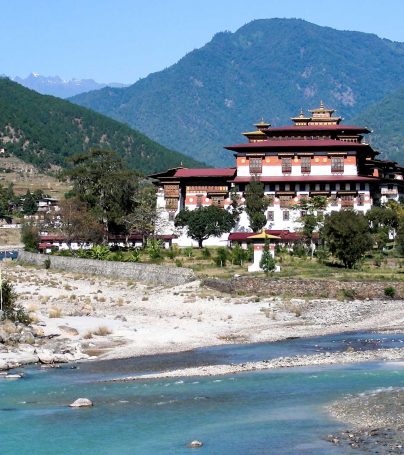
xmin=0 ymin=333 xmax=403 ymax=454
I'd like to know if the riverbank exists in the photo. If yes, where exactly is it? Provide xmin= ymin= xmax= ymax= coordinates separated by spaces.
xmin=0 ymin=263 xmax=403 ymax=370
xmin=327 ymin=387 xmax=404 ymax=453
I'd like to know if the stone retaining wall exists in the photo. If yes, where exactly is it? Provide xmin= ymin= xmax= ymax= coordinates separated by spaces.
xmin=18 ymin=251 xmax=195 ymax=286
xmin=203 ymin=277 xmax=403 ymax=300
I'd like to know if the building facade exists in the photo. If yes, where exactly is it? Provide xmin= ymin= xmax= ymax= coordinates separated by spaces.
xmin=151 ymin=102 xmax=404 ymax=247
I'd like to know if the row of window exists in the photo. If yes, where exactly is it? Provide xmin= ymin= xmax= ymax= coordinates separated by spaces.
xmin=248 ymin=156 xmax=345 ymax=174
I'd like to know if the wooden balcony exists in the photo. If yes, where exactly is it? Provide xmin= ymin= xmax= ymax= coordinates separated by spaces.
xmin=381 ymin=188 xmax=398 ymax=195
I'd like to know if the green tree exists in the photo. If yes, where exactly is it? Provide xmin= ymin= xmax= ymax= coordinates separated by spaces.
xmin=66 ymin=149 xmax=139 ymax=239
xmin=322 ymin=211 xmax=373 ymax=268
xmin=22 ymin=190 xmax=37 ymax=215
xmin=21 ymin=223 xmax=39 ymax=252
xmin=228 ymin=187 xmax=243 ymax=224
xmin=260 ymin=240 xmax=276 ymax=275
xmin=0 ymin=184 xmax=14 ymax=220
xmin=0 ymin=279 xmax=30 ymax=324
xmin=245 ymin=178 xmax=269 ymax=232
xmin=295 ymin=196 xmax=327 ymax=244
xmin=366 ymin=205 xmax=399 ymax=250
xmin=175 ymin=206 xmax=235 ymax=248
xmin=59 ymin=197 xmax=104 ymax=245
xmin=121 ymin=181 xmax=157 ymax=244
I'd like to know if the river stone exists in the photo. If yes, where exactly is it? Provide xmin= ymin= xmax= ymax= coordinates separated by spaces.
xmin=187 ymin=440 xmax=203 ymax=448
xmin=69 ymin=398 xmax=93 ymax=408
xmin=58 ymin=325 xmax=79 ymax=336
xmin=19 ymin=331 xmax=35 ymax=345
xmin=36 ymin=349 xmax=55 ymax=364
xmin=31 ymin=326 xmax=44 ymax=337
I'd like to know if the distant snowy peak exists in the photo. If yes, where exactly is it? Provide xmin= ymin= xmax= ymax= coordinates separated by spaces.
xmin=13 ymin=73 xmax=127 ymax=98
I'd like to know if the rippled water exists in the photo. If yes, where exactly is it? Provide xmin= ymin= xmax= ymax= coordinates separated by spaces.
xmin=0 ymin=332 xmax=402 ymax=454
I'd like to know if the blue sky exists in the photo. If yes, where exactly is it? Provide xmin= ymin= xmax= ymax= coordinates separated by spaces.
xmin=2 ymin=0 xmax=404 ymax=84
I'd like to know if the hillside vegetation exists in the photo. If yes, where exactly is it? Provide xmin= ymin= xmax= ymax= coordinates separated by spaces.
xmin=71 ymin=19 xmax=404 ymax=166
xmin=352 ymin=85 xmax=404 ymax=164
xmin=0 ymin=78 xmax=202 ymax=174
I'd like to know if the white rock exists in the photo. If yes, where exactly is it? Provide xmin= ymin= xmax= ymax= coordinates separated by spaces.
xmin=36 ymin=349 xmax=55 ymax=364
xmin=4 ymin=374 xmax=22 ymax=379
xmin=69 ymin=398 xmax=93 ymax=408
xmin=187 ymin=440 xmax=203 ymax=448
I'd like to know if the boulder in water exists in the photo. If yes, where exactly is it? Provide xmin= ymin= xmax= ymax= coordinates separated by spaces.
xmin=69 ymin=398 xmax=93 ymax=408
xmin=187 ymin=440 xmax=203 ymax=448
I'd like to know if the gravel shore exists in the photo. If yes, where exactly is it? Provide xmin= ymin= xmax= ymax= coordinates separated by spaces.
xmin=327 ymin=387 xmax=404 ymax=453
xmin=0 ymin=263 xmax=403 ymax=371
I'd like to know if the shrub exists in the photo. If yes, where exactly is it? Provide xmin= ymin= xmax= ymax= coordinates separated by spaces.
xmin=292 ymin=242 xmax=308 ymax=258
xmin=373 ymin=253 xmax=383 ymax=268
xmin=231 ymin=243 xmax=249 ymax=266
xmin=315 ymin=245 xmax=330 ymax=263
xmin=214 ymin=247 xmax=229 ymax=267
xmin=125 ymin=248 xmax=141 ymax=262
xmin=175 ymin=259 xmax=183 ymax=267
xmin=183 ymin=246 xmax=193 ymax=258
xmin=21 ymin=223 xmax=39 ymax=252
xmin=93 ymin=326 xmax=112 ymax=336
xmin=166 ymin=245 xmax=179 ymax=260
xmin=260 ymin=240 xmax=276 ymax=275
xmin=48 ymin=307 xmax=62 ymax=318
xmin=107 ymin=251 xmax=123 ymax=261
xmin=342 ymin=288 xmax=357 ymax=301
xmin=44 ymin=258 xmax=51 ymax=269
xmin=88 ymin=245 xmax=110 ymax=260
xmin=147 ymin=239 xmax=163 ymax=260
xmin=0 ymin=280 xmax=30 ymax=324
xmin=201 ymin=248 xmax=211 ymax=259
xmin=384 ymin=286 xmax=396 ymax=298
xmin=57 ymin=249 xmax=73 ymax=257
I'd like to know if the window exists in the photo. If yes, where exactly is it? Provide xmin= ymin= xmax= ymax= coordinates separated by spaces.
xmin=196 ymin=195 xmax=203 ymax=207
xmin=329 ymin=195 xmax=338 ymax=206
xmin=340 ymin=195 xmax=354 ymax=207
xmin=331 ymin=157 xmax=344 ymax=173
xmin=166 ymin=198 xmax=178 ymax=210
xmin=357 ymin=194 xmax=365 ymax=206
xmin=267 ymin=210 xmax=274 ymax=221
xmin=283 ymin=210 xmax=290 ymax=221
xmin=211 ymin=195 xmax=224 ymax=208
xmin=279 ymin=195 xmax=293 ymax=208
xmin=301 ymin=156 xmax=311 ymax=173
xmin=249 ymin=157 xmax=262 ymax=174
xmin=282 ymin=157 xmax=292 ymax=173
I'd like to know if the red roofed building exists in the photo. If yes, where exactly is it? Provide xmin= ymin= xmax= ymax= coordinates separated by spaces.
xmin=151 ymin=102 xmax=404 ymax=246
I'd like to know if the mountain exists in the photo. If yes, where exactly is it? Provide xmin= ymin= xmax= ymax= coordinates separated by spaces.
xmin=351 ymin=85 xmax=404 ymax=164
xmin=0 ymin=78 xmax=202 ymax=174
xmin=13 ymin=73 xmax=128 ymax=98
xmin=70 ymin=18 xmax=404 ymax=167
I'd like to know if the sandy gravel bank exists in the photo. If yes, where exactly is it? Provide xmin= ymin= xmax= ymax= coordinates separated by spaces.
xmin=108 ymin=348 xmax=404 ymax=381
xmin=0 ymin=263 xmax=403 ymax=370
xmin=327 ymin=387 xmax=404 ymax=453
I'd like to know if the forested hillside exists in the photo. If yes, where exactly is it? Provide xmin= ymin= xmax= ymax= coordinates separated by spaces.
xmin=0 ymin=78 xmax=202 ymax=174
xmin=71 ymin=18 xmax=404 ymax=166
xmin=352 ymin=85 xmax=404 ymax=164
